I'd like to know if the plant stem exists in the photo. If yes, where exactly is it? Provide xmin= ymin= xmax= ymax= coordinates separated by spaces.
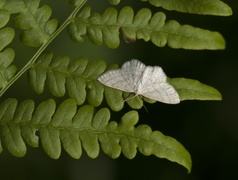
xmin=0 ymin=0 xmax=87 ymax=97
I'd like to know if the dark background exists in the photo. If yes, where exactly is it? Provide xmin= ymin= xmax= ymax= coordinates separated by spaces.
xmin=1 ymin=0 xmax=238 ymax=179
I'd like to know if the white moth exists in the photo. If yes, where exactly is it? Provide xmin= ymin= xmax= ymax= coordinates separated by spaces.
xmin=98 ymin=59 xmax=180 ymax=104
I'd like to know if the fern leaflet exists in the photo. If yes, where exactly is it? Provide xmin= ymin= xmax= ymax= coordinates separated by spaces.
xmin=8 ymin=0 xmax=59 ymax=47
xmin=28 ymin=54 xmax=222 ymax=111
xmin=0 ymin=98 xmax=192 ymax=172
xmin=142 ymin=0 xmax=232 ymax=16
xmin=69 ymin=6 xmax=225 ymax=50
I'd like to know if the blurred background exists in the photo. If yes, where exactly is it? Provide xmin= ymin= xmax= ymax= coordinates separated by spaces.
xmin=1 ymin=0 xmax=238 ymax=179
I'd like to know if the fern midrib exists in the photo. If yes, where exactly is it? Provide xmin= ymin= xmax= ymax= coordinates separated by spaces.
xmin=0 ymin=0 xmax=87 ymax=97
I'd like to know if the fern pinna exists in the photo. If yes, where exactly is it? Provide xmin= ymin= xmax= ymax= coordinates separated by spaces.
xmin=0 ymin=0 xmax=232 ymax=173
xmin=0 ymin=98 xmax=191 ymax=171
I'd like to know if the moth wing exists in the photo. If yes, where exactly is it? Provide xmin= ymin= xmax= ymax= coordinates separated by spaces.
xmin=98 ymin=69 xmax=135 ymax=92
xmin=139 ymin=66 xmax=180 ymax=104
xmin=98 ymin=59 xmax=146 ymax=93
xmin=121 ymin=59 xmax=146 ymax=88
xmin=141 ymin=82 xmax=180 ymax=104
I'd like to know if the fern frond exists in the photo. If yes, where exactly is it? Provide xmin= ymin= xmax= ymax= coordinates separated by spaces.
xmin=69 ymin=6 xmax=225 ymax=50
xmin=28 ymin=52 xmax=106 ymax=107
xmin=142 ymin=0 xmax=232 ymax=16
xmin=28 ymin=55 xmax=222 ymax=110
xmin=0 ymin=98 xmax=192 ymax=172
xmin=4 ymin=0 xmax=59 ymax=47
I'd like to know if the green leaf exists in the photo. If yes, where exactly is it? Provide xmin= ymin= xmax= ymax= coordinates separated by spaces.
xmin=108 ymin=0 xmax=120 ymax=5
xmin=0 ymin=48 xmax=17 ymax=89
xmin=40 ymin=126 xmax=61 ymax=159
xmin=99 ymin=127 xmax=121 ymax=159
xmin=92 ymin=107 xmax=110 ymax=130
xmin=69 ymin=6 xmax=225 ymax=50
xmin=51 ymin=99 xmax=77 ymax=127
xmin=0 ymin=124 xmax=26 ymax=157
xmin=60 ymin=130 xmax=82 ymax=159
xmin=34 ymin=99 xmax=59 ymax=159
xmin=0 ymin=10 xmax=10 ymax=28
xmin=13 ymin=100 xmax=38 ymax=147
xmin=0 ymin=98 xmax=17 ymax=123
xmin=117 ymin=110 xmax=138 ymax=158
xmin=28 ymin=53 xmax=106 ymax=106
xmin=168 ymin=77 xmax=222 ymax=101
xmin=104 ymin=87 xmax=124 ymax=111
xmin=136 ymin=125 xmax=192 ymax=172
xmin=73 ymin=105 xmax=94 ymax=129
xmin=69 ymin=6 xmax=120 ymax=48
xmin=0 ymin=98 xmax=191 ymax=171
xmin=12 ymin=0 xmax=58 ymax=47
xmin=0 ymin=99 xmax=26 ymax=157
xmin=66 ymin=76 xmax=86 ymax=105
xmin=0 ymin=27 xmax=14 ymax=51
xmin=159 ymin=20 xmax=225 ymax=50
xmin=57 ymin=99 xmax=82 ymax=159
xmin=68 ymin=6 xmax=90 ymax=43
xmin=120 ymin=111 xmax=192 ymax=173
xmin=82 ymin=60 xmax=106 ymax=80
xmin=2 ymin=0 xmax=31 ymax=14
xmin=32 ymin=99 xmax=56 ymax=125
xmin=21 ymin=125 xmax=38 ymax=148
xmin=87 ymin=80 xmax=104 ymax=107
xmin=28 ymin=52 xmax=52 ymax=94
xmin=47 ymin=55 xmax=70 ymax=97
xmin=80 ymin=131 xmax=99 ymax=158
xmin=142 ymin=0 xmax=232 ymax=16
xmin=71 ymin=104 xmax=100 ymax=158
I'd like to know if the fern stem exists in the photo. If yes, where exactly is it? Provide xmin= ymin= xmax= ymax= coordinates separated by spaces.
xmin=0 ymin=0 xmax=87 ymax=97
